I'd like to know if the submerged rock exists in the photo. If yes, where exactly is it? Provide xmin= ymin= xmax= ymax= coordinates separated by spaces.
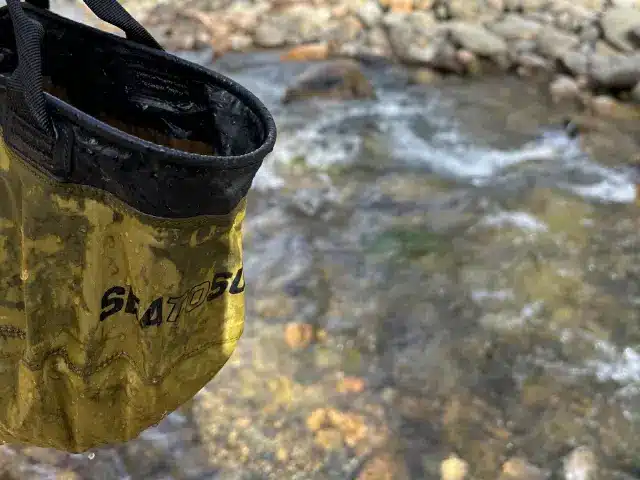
xmin=409 ymin=66 xmax=443 ymax=84
xmin=549 ymin=75 xmax=581 ymax=104
xmin=588 ymin=95 xmax=640 ymax=119
xmin=562 ymin=446 xmax=598 ymax=480
xmin=357 ymin=451 xmax=411 ymax=480
xmin=282 ymin=59 xmax=376 ymax=103
xmin=440 ymin=453 xmax=469 ymax=480
xmin=499 ymin=457 xmax=548 ymax=480
xmin=284 ymin=322 xmax=315 ymax=349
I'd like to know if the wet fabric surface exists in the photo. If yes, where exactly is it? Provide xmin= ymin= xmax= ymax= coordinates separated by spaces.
xmin=0 ymin=136 xmax=247 ymax=452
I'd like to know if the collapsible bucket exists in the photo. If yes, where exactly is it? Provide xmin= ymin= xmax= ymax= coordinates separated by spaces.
xmin=0 ymin=0 xmax=276 ymax=452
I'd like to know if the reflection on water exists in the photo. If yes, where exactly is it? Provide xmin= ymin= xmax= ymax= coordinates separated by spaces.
xmin=3 ymin=34 xmax=640 ymax=480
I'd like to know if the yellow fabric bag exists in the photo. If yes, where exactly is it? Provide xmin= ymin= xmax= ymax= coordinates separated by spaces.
xmin=0 ymin=0 xmax=276 ymax=452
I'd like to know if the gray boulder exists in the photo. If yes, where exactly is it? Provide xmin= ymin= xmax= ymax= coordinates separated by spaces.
xmin=447 ymin=21 xmax=509 ymax=58
xmin=488 ymin=14 xmax=543 ymax=41
xmin=561 ymin=50 xmax=640 ymax=89
xmin=600 ymin=7 xmax=640 ymax=52
xmin=536 ymin=26 xmax=580 ymax=60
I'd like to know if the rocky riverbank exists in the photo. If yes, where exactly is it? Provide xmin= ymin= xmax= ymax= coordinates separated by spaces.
xmin=110 ymin=0 xmax=640 ymax=111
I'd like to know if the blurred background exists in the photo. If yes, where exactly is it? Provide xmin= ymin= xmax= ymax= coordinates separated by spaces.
xmin=1 ymin=0 xmax=640 ymax=478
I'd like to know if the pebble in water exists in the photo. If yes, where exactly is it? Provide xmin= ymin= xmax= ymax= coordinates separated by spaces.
xmin=440 ymin=454 xmax=469 ymax=480
xmin=563 ymin=446 xmax=598 ymax=480
xmin=499 ymin=457 xmax=548 ymax=480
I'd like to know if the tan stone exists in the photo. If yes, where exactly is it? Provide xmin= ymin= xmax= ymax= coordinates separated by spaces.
xmin=315 ymin=428 xmax=344 ymax=450
xmin=280 ymin=43 xmax=331 ymax=62
xmin=284 ymin=322 xmax=315 ymax=348
xmin=389 ymin=0 xmax=414 ymax=13
xmin=441 ymin=454 xmax=469 ymax=480
xmin=337 ymin=376 xmax=366 ymax=393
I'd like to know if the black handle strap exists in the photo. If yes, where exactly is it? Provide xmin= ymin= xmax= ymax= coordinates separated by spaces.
xmin=25 ymin=0 xmax=49 ymax=9
xmin=6 ymin=0 xmax=163 ymax=136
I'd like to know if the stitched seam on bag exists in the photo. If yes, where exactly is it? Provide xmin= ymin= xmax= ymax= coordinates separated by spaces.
xmin=2 ymin=138 xmax=246 ymax=228
xmin=5 ymin=137 xmax=46 ymax=171
xmin=7 ymin=146 xmax=244 ymax=227
xmin=6 ymin=138 xmax=51 ymax=174
xmin=6 ymin=119 xmax=51 ymax=160
xmin=11 ymin=113 xmax=53 ymax=154
xmin=8 ymin=125 xmax=50 ymax=158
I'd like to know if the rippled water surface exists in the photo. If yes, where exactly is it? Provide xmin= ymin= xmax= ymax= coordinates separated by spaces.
xmin=219 ymin=56 xmax=640 ymax=478
xmin=2 ymin=16 xmax=640 ymax=478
